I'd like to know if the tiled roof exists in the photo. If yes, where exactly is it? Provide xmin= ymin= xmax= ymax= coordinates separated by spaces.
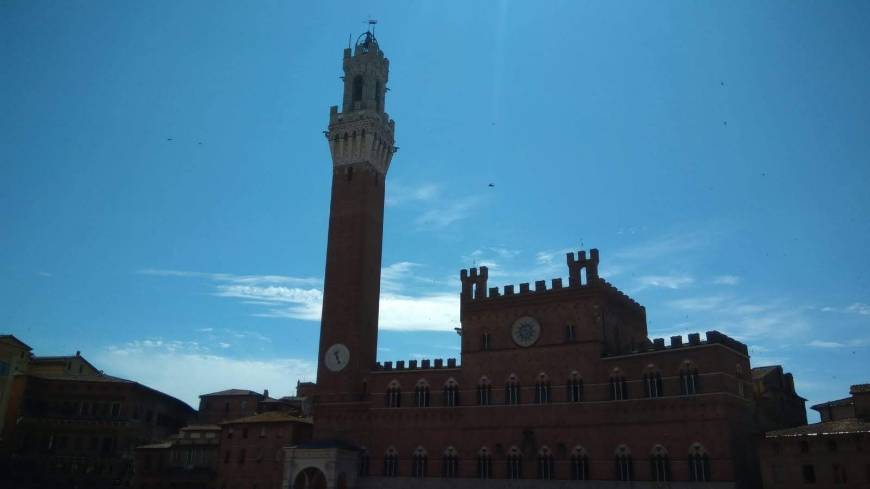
xmin=221 ymin=411 xmax=312 ymax=425
xmin=766 ymin=418 xmax=870 ymax=438
xmin=810 ymin=397 xmax=853 ymax=410
xmin=200 ymin=389 xmax=264 ymax=398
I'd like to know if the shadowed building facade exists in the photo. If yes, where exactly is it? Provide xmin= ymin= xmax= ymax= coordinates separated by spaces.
xmin=282 ymin=32 xmax=804 ymax=489
xmin=0 ymin=345 xmax=195 ymax=489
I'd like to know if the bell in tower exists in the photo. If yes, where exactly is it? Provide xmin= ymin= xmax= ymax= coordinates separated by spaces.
xmin=327 ymin=31 xmax=396 ymax=175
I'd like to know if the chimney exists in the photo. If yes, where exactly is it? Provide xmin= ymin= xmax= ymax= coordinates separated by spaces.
xmin=263 ymin=389 xmax=269 ymax=398
xmin=75 ymin=350 xmax=81 ymax=357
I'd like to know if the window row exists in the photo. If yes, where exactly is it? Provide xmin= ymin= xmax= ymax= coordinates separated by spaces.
xmin=365 ymin=443 xmax=711 ymax=482
xmin=383 ymin=364 xmax=701 ymax=408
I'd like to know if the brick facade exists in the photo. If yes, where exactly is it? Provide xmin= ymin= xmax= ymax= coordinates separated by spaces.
xmin=282 ymin=32 xmax=808 ymax=489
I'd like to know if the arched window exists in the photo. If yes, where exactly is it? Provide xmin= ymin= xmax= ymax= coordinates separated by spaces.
xmin=477 ymin=447 xmax=492 ymax=479
xmin=643 ymin=365 xmax=663 ymax=398
xmin=415 ymin=380 xmax=430 ymax=407
xmin=680 ymin=361 xmax=700 ymax=395
xmin=412 ymin=446 xmax=427 ymax=478
xmin=507 ymin=447 xmax=522 ymax=480
xmin=614 ymin=445 xmax=632 ymax=482
xmin=443 ymin=378 xmax=459 ymax=407
xmin=384 ymin=447 xmax=398 ymax=477
xmin=688 ymin=443 xmax=711 ymax=482
xmin=570 ymin=446 xmax=589 ymax=480
xmin=442 ymin=446 xmax=458 ymax=478
xmin=566 ymin=323 xmax=576 ymax=342
xmin=385 ymin=381 xmax=401 ymax=408
xmin=650 ymin=445 xmax=670 ymax=482
xmin=535 ymin=373 xmax=551 ymax=404
xmin=610 ymin=369 xmax=627 ymax=400
xmin=736 ymin=364 xmax=746 ymax=397
xmin=567 ymin=371 xmax=583 ymax=402
xmin=505 ymin=374 xmax=520 ymax=405
xmin=477 ymin=377 xmax=491 ymax=405
xmin=375 ymin=80 xmax=382 ymax=112
xmin=359 ymin=448 xmax=370 ymax=476
xmin=481 ymin=332 xmax=491 ymax=351
xmin=351 ymin=76 xmax=364 ymax=104
xmin=537 ymin=446 xmax=554 ymax=480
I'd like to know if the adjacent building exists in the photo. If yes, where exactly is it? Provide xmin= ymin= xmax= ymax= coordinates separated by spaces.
xmin=198 ymin=389 xmax=270 ymax=425
xmin=132 ymin=387 xmax=312 ymax=489
xmin=0 ymin=335 xmax=32 ymax=443
xmin=759 ymin=384 xmax=870 ymax=488
xmin=217 ymin=411 xmax=312 ymax=489
xmin=752 ymin=365 xmax=808 ymax=431
xmin=133 ymin=424 xmax=222 ymax=489
xmin=0 ymin=342 xmax=195 ymax=489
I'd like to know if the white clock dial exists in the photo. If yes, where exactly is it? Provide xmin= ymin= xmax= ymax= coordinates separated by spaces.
xmin=324 ymin=343 xmax=350 ymax=372
xmin=511 ymin=316 xmax=541 ymax=347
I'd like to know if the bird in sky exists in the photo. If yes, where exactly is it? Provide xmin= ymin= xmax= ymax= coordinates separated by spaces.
xmin=488 ymin=183 xmax=495 ymax=188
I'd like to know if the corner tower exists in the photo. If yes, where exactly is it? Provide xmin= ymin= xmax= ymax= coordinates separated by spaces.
xmin=317 ymin=31 xmax=396 ymax=403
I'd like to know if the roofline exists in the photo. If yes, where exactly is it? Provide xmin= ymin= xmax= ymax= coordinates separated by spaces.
xmin=200 ymin=390 xmax=264 ymax=398
xmin=810 ymin=398 xmax=853 ymax=411
xmin=0 ymin=334 xmax=33 ymax=351
xmin=766 ymin=428 xmax=870 ymax=438
xmin=26 ymin=373 xmax=195 ymax=413
xmin=600 ymin=341 xmax=749 ymax=361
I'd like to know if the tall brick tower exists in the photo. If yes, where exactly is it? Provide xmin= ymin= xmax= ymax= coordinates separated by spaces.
xmin=316 ymin=31 xmax=395 ymax=405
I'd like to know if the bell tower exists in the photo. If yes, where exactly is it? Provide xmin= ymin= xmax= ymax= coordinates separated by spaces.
xmin=316 ymin=31 xmax=396 ymax=403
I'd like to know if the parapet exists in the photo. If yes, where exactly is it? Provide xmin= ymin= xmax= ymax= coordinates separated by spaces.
xmin=375 ymin=358 xmax=460 ymax=372
xmin=627 ymin=330 xmax=749 ymax=357
xmin=458 ymin=249 xmax=644 ymax=315
xmin=460 ymin=266 xmax=489 ymax=302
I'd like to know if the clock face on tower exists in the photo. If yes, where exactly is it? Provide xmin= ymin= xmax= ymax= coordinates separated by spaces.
xmin=511 ymin=316 xmax=541 ymax=347
xmin=324 ymin=343 xmax=350 ymax=372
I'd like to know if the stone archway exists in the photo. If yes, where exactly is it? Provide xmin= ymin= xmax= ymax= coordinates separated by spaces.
xmin=293 ymin=467 xmax=327 ymax=489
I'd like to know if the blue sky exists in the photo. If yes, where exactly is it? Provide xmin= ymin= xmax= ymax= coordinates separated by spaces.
xmin=2 ymin=1 xmax=868 ymax=416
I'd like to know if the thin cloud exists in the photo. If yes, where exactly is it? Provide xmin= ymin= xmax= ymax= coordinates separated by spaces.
xmin=414 ymin=197 xmax=480 ymax=229
xmin=95 ymin=341 xmax=314 ymax=407
xmin=612 ymin=230 xmax=711 ymax=261
xmin=635 ymin=274 xmax=694 ymax=290
xmin=138 ymin=269 xmax=320 ymax=287
xmin=386 ymin=182 xmax=440 ymax=207
xmin=713 ymin=275 xmax=741 ymax=286
xmin=807 ymin=340 xmax=846 ymax=348
xmin=141 ymin=263 xmax=460 ymax=332
xmin=820 ymin=302 xmax=870 ymax=316
xmin=379 ymin=293 xmax=459 ymax=332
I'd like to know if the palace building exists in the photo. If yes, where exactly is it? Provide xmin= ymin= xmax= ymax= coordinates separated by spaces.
xmin=282 ymin=31 xmax=805 ymax=489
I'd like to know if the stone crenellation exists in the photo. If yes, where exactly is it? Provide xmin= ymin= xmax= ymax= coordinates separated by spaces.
xmin=375 ymin=358 xmax=460 ymax=371
xmin=608 ymin=330 xmax=748 ymax=357
xmin=459 ymin=249 xmax=644 ymax=314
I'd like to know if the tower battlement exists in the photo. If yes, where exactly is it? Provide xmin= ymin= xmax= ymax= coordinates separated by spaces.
xmin=604 ymin=330 xmax=749 ymax=357
xmin=326 ymin=31 xmax=396 ymax=175
xmin=459 ymin=249 xmax=644 ymax=314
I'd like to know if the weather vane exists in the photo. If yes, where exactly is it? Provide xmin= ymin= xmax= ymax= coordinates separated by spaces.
xmin=367 ymin=18 xmax=378 ymax=36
